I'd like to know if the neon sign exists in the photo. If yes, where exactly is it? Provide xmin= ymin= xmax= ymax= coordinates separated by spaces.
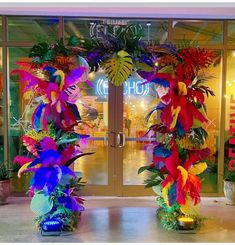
xmin=89 ymin=20 xmax=142 ymax=39
xmin=95 ymin=75 xmax=149 ymax=97
xmin=228 ymin=95 xmax=235 ymax=171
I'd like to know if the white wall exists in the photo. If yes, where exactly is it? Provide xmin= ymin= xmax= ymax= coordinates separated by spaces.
xmin=0 ymin=2 xmax=235 ymax=19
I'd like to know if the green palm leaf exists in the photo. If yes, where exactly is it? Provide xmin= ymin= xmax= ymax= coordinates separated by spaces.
xmin=103 ymin=50 xmax=133 ymax=86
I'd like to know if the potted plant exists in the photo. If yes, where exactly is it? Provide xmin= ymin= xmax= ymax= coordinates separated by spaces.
xmin=223 ymin=138 xmax=235 ymax=205
xmin=0 ymin=163 xmax=11 ymax=204
xmin=224 ymin=158 xmax=235 ymax=205
xmin=11 ymin=162 xmax=32 ymax=193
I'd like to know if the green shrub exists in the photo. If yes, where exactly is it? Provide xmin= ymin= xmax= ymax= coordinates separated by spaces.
xmin=0 ymin=163 xmax=10 ymax=180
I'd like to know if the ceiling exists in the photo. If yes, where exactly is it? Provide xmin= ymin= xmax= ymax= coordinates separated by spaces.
xmin=1 ymin=2 xmax=235 ymax=19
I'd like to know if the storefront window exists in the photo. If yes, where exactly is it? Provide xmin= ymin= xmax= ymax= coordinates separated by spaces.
xmin=64 ymin=18 xmax=168 ymax=43
xmin=0 ymin=48 xmax=3 ymax=164
xmin=74 ymin=70 xmax=109 ymax=185
xmin=225 ymin=51 xmax=235 ymax=181
xmin=3 ymin=17 xmax=231 ymax=194
xmin=7 ymin=17 xmax=59 ymax=42
xmin=227 ymin=22 xmax=235 ymax=45
xmin=123 ymin=74 xmax=158 ymax=185
xmin=8 ymin=47 xmax=32 ymax=165
xmin=0 ymin=17 xmax=2 ymax=41
xmin=199 ymin=51 xmax=222 ymax=193
xmin=172 ymin=20 xmax=223 ymax=46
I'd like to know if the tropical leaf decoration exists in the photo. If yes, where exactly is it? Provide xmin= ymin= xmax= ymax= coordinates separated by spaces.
xmin=157 ymin=54 xmax=178 ymax=67
xmin=29 ymin=42 xmax=53 ymax=64
xmin=30 ymin=192 xmax=53 ymax=216
xmin=138 ymin=42 xmax=216 ymax=230
xmin=103 ymin=50 xmax=133 ymax=86
xmin=12 ymin=36 xmax=93 ymax=232
xmin=76 ymin=24 xmax=148 ymax=82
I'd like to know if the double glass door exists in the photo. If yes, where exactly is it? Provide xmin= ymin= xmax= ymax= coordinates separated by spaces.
xmin=74 ymin=72 xmax=156 ymax=196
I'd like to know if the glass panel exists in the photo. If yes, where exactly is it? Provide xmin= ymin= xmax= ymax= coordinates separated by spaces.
xmin=0 ymin=17 xmax=2 ymax=41
xmin=8 ymin=47 xmax=32 ymax=166
xmin=227 ymin=22 xmax=235 ymax=45
xmin=123 ymin=52 xmax=221 ymax=193
xmin=64 ymin=18 xmax=168 ymax=43
xmin=172 ymin=20 xmax=223 ymax=46
xmin=74 ymin=70 xmax=108 ymax=185
xmin=225 ymin=51 xmax=235 ymax=182
xmin=123 ymin=73 xmax=156 ymax=185
xmin=199 ymin=51 xmax=222 ymax=193
xmin=0 ymin=48 xmax=3 ymax=164
xmin=7 ymin=17 xmax=59 ymax=42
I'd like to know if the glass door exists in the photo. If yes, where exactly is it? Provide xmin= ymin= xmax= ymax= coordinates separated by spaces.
xmin=74 ymin=71 xmax=117 ymax=195
xmin=115 ymin=74 xmax=158 ymax=196
xmin=75 ymin=71 xmax=160 ymax=196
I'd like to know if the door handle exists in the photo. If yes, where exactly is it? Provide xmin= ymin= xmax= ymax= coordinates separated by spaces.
xmin=103 ymin=131 xmax=109 ymax=146
xmin=104 ymin=131 xmax=116 ymax=147
xmin=117 ymin=132 xmax=125 ymax=147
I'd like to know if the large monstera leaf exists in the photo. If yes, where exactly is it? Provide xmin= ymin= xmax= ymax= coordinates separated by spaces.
xmin=103 ymin=50 xmax=133 ymax=86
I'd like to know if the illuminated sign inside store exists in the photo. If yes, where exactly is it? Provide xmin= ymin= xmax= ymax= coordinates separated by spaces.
xmin=89 ymin=19 xmax=142 ymax=39
xmin=95 ymin=76 xmax=150 ymax=97
xmin=228 ymin=95 xmax=235 ymax=171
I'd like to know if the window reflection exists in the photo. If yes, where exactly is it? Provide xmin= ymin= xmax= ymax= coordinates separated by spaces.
xmin=7 ymin=17 xmax=59 ymax=42
xmin=0 ymin=48 xmax=3 ymax=164
xmin=8 ymin=47 xmax=32 ymax=165
xmin=64 ymin=18 xmax=168 ymax=44
xmin=198 ymin=51 xmax=221 ymax=192
xmin=227 ymin=22 xmax=235 ymax=44
xmin=123 ymin=74 xmax=158 ymax=185
xmin=74 ymin=70 xmax=109 ymax=185
xmin=172 ymin=20 xmax=223 ymax=46
xmin=225 ymin=51 xmax=235 ymax=180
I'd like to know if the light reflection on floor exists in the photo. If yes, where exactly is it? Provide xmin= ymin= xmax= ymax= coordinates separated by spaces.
xmin=75 ymin=139 xmax=217 ymax=193
xmin=75 ymin=140 xmax=152 ymax=186
xmin=1 ymin=197 xmax=235 ymax=242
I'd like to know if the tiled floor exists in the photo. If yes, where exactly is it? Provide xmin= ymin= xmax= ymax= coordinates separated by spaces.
xmin=0 ymin=196 xmax=235 ymax=243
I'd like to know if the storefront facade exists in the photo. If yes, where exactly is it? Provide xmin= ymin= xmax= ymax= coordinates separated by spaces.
xmin=0 ymin=15 xmax=234 ymax=196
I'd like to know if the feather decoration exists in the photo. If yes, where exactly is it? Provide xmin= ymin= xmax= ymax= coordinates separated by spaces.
xmin=168 ymin=182 xmax=177 ymax=206
xmin=189 ymin=162 xmax=207 ymax=175
xmin=42 ymin=106 xmax=51 ymax=130
xmin=153 ymin=146 xmax=171 ymax=158
xmin=183 ymin=148 xmax=210 ymax=170
xmin=17 ymin=162 xmax=41 ymax=178
xmin=13 ymin=156 xmax=33 ymax=166
xmin=65 ymin=67 xmax=86 ymax=87
xmin=64 ymin=152 xmax=95 ymax=167
xmin=21 ymin=135 xmax=38 ymax=156
xmin=162 ymin=176 xmax=174 ymax=207
xmin=187 ymin=174 xmax=201 ymax=205
xmin=145 ymin=103 xmax=165 ymax=124
xmin=32 ymin=103 xmax=46 ymax=132
xmin=43 ymin=66 xmax=57 ymax=83
xmin=170 ymin=105 xmax=181 ymax=129
xmin=40 ymin=137 xmax=57 ymax=151
xmin=180 ymin=196 xmax=199 ymax=216
xmin=177 ymin=166 xmax=188 ymax=187
xmin=149 ymin=77 xmax=170 ymax=87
